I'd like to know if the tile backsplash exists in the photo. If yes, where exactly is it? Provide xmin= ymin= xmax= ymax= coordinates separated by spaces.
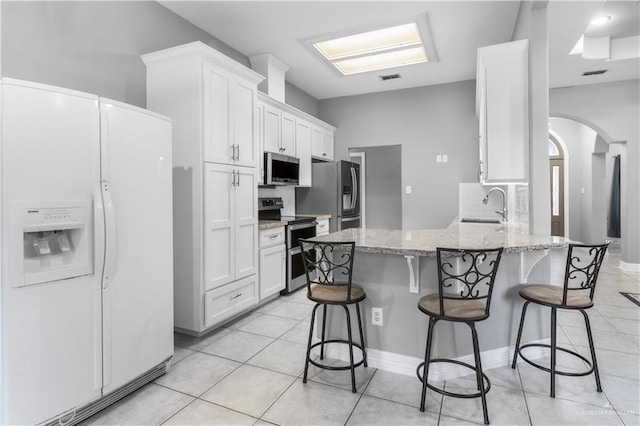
xmin=258 ymin=186 xmax=296 ymax=216
xmin=459 ymin=183 xmax=529 ymax=223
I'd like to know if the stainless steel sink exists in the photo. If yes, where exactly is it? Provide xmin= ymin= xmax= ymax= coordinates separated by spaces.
xmin=460 ymin=218 xmax=502 ymax=224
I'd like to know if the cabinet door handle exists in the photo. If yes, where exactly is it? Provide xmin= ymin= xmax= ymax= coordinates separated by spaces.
xmin=230 ymin=144 xmax=235 ymax=161
xmin=236 ymin=170 xmax=240 ymax=187
xmin=235 ymin=144 xmax=240 ymax=161
xmin=230 ymin=293 xmax=242 ymax=300
xmin=268 ymin=234 xmax=279 ymax=239
xmin=231 ymin=170 xmax=236 ymax=187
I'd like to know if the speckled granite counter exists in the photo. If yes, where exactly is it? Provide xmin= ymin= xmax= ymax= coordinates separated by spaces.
xmin=259 ymin=214 xmax=332 ymax=230
xmin=310 ymin=221 xmax=568 ymax=256
xmin=258 ymin=220 xmax=287 ymax=230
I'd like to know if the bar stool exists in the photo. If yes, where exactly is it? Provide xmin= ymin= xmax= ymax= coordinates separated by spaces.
xmin=417 ymin=247 xmax=504 ymax=425
xmin=511 ymin=243 xmax=608 ymax=397
xmin=299 ymin=240 xmax=367 ymax=393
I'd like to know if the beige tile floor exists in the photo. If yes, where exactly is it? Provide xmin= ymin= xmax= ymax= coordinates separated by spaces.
xmin=82 ymin=250 xmax=639 ymax=425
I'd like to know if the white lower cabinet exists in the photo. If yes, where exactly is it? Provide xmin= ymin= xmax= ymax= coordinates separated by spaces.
xmin=259 ymin=227 xmax=286 ymax=300
xmin=205 ymin=275 xmax=258 ymax=328
xmin=316 ymin=218 xmax=329 ymax=236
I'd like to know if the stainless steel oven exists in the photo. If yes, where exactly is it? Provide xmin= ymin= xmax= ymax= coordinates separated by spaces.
xmin=286 ymin=221 xmax=317 ymax=293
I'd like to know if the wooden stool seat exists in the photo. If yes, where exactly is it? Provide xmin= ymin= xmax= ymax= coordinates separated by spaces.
xmin=519 ymin=284 xmax=593 ymax=308
xmin=418 ymin=293 xmax=487 ymax=320
xmin=309 ymin=283 xmax=366 ymax=304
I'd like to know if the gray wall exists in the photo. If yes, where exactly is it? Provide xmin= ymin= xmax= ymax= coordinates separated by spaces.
xmin=320 ymin=80 xmax=479 ymax=230
xmin=350 ymin=146 xmax=402 ymax=229
xmin=1 ymin=1 xmax=321 ymax=116
xmin=550 ymin=80 xmax=640 ymax=265
xmin=1 ymin=1 xmax=247 ymax=108
xmin=285 ymin=81 xmax=320 ymax=119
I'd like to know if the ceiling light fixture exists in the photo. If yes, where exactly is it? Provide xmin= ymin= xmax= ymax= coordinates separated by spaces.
xmin=590 ymin=16 xmax=611 ymax=26
xmin=310 ymin=20 xmax=433 ymax=76
xmin=314 ymin=23 xmax=422 ymax=60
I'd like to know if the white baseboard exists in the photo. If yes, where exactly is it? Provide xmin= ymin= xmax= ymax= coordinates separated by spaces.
xmin=323 ymin=338 xmax=550 ymax=381
xmin=620 ymin=260 xmax=640 ymax=272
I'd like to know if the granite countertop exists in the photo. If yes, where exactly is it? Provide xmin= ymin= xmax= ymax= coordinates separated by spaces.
xmin=310 ymin=220 xmax=569 ymax=256
xmin=259 ymin=214 xmax=332 ymax=230
xmin=258 ymin=220 xmax=288 ymax=230
xmin=297 ymin=213 xmax=332 ymax=220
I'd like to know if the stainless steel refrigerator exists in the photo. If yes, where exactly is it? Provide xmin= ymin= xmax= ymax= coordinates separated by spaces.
xmin=296 ymin=160 xmax=361 ymax=232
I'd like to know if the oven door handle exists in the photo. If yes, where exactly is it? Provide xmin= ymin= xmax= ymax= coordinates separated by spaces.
xmin=341 ymin=216 xmax=360 ymax=222
xmin=289 ymin=246 xmax=302 ymax=255
xmin=287 ymin=222 xmax=317 ymax=231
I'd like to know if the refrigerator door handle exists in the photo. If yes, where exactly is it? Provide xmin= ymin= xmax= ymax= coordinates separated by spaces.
xmin=102 ymin=181 xmax=118 ymax=289
xmin=350 ymin=167 xmax=357 ymax=210
xmin=352 ymin=167 xmax=358 ymax=211
xmin=94 ymin=182 xmax=106 ymax=290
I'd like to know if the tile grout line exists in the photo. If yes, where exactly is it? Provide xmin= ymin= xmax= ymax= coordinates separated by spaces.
xmin=342 ymin=368 xmax=375 ymax=425
xmin=515 ymin=364 xmax=535 ymax=426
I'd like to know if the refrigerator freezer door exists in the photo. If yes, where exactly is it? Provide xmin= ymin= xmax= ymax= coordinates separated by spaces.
xmin=1 ymin=80 xmax=102 ymax=425
xmin=98 ymin=99 xmax=173 ymax=393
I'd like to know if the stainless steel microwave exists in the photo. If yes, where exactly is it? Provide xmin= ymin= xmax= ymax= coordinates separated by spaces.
xmin=264 ymin=152 xmax=299 ymax=185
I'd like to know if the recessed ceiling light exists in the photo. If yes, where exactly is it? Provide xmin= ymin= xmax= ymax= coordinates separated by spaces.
xmin=313 ymin=23 xmax=422 ymax=60
xmin=333 ymin=46 xmax=427 ymax=75
xmin=308 ymin=20 xmax=434 ymax=75
xmin=590 ymin=16 xmax=611 ymax=26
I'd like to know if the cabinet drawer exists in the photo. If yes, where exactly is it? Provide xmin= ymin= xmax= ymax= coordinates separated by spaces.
xmin=259 ymin=226 xmax=285 ymax=248
xmin=316 ymin=219 xmax=329 ymax=235
xmin=204 ymin=275 xmax=258 ymax=328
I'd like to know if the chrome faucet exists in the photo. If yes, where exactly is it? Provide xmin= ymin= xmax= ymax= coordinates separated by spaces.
xmin=483 ymin=187 xmax=508 ymax=222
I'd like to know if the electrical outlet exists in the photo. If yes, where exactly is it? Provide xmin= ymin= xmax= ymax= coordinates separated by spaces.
xmin=442 ymin=154 xmax=448 ymax=163
xmin=436 ymin=155 xmax=442 ymax=163
xmin=405 ymin=185 xmax=412 ymax=194
xmin=372 ymin=307 xmax=383 ymax=326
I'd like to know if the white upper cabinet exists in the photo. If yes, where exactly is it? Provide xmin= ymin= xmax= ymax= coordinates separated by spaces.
xmin=311 ymin=125 xmax=334 ymax=160
xmin=256 ymin=92 xmax=336 ymax=186
xmin=261 ymin=103 xmax=296 ymax=156
xmin=476 ymin=39 xmax=529 ymax=184
xmin=296 ymin=119 xmax=312 ymax=187
xmin=203 ymin=66 xmax=258 ymax=167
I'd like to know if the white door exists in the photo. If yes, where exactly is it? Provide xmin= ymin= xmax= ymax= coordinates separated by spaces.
xmin=204 ymin=163 xmax=235 ymax=290
xmin=98 ymin=99 xmax=174 ymax=394
xmin=1 ymin=80 xmax=102 ymax=425
xmin=234 ymin=166 xmax=258 ymax=280
xmin=259 ymin=244 xmax=286 ymax=298
xmin=204 ymin=66 xmax=232 ymax=165
xmin=280 ymin=112 xmax=296 ymax=156
xmin=263 ymin=104 xmax=280 ymax=153
xmin=296 ymin=120 xmax=312 ymax=187
xmin=311 ymin=126 xmax=323 ymax=157
xmin=321 ymin=131 xmax=334 ymax=160
xmin=232 ymin=80 xmax=256 ymax=167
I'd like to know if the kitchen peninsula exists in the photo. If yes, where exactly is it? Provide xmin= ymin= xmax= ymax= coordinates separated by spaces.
xmin=310 ymin=220 xmax=569 ymax=378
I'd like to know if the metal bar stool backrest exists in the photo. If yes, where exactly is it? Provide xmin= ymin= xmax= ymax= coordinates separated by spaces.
xmin=436 ymin=247 xmax=504 ymax=320
xmin=299 ymin=240 xmax=356 ymax=302
xmin=561 ymin=243 xmax=609 ymax=306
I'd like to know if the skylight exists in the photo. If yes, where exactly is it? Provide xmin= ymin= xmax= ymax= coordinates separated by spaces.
xmin=312 ymin=22 xmax=429 ymax=75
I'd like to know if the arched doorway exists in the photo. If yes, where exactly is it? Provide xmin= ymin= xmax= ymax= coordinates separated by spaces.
xmin=549 ymin=135 xmax=565 ymax=236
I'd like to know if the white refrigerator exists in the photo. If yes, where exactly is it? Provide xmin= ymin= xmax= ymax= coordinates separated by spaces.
xmin=1 ymin=79 xmax=174 ymax=425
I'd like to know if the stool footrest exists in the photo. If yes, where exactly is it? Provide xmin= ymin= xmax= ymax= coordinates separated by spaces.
xmin=517 ymin=343 xmax=595 ymax=377
xmin=416 ymin=358 xmax=491 ymax=399
xmin=308 ymin=339 xmax=366 ymax=371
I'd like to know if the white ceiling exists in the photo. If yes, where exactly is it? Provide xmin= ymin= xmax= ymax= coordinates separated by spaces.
xmin=162 ymin=1 xmax=640 ymax=100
